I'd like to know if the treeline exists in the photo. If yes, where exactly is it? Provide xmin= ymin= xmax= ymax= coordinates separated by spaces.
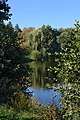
xmin=9 ymin=22 xmax=77 ymax=61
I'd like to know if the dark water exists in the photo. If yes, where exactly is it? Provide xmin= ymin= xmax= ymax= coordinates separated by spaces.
xmin=27 ymin=61 xmax=61 ymax=109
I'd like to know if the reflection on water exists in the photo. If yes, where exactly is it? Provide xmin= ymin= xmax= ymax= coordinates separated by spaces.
xmin=27 ymin=61 xmax=61 ymax=109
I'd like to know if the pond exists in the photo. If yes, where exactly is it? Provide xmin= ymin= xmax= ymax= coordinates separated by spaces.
xmin=27 ymin=61 xmax=61 ymax=109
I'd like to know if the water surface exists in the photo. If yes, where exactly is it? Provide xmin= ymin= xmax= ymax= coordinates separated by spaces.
xmin=27 ymin=61 xmax=61 ymax=109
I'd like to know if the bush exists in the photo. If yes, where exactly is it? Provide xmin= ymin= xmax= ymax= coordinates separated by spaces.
xmin=0 ymin=102 xmax=57 ymax=120
xmin=51 ymin=21 xmax=80 ymax=120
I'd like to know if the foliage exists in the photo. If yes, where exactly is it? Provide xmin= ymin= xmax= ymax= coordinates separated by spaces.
xmin=0 ymin=106 xmax=18 ymax=120
xmin=50 ymin=21 xmax=80 ymax=120
xmin=0 ymin=105 xmax=37 ymax=120
xmin=0 ymin=103 xmax=57 ymax=120
xmin=0 ymin=21 xmax=31 ymax=107
xmin=1 ymin=1 xmax=80 ymax=119
xmin=29 ymin=50 xmax=42 ymax=60
xmin=0 ymin=0 xmax=12 ymax=22
xmin=0 ymin=1 xmax=57 ymax=120
xmin=29 ymin=102 xmax=57 ymax=120
xmin=19 ymin=25 xmax=60 ymax=60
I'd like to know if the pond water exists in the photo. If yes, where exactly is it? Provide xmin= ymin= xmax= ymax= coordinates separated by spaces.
xmin=27 ymin=61 xmax=61 ymax=109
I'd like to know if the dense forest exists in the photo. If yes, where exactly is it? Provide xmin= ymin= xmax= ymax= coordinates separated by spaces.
xmin=0 ymin=0 xmax=80 ymax=120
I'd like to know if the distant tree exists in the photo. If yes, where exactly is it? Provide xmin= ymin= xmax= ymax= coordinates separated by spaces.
xmin=14 ymin=24 xmax=22 ymax=33
xmin=57 ymin=28 xmax=75 ymax=49
xmin=41 ymin=25 xmax=60 ymax=59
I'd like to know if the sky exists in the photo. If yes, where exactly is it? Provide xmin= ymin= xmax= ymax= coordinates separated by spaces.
xmin=7 ymin=0 xmax=80 ymax=29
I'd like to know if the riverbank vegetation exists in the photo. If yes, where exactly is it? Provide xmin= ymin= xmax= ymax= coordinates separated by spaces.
xmin=0 ymin=0 xmax=80 ymax=120
xmin=49 ymin=20 xmax=80 ymax=119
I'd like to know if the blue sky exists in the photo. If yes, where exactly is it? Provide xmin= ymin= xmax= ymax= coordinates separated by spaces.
xmin=8 ymin=0 xmax=80 ymax=29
